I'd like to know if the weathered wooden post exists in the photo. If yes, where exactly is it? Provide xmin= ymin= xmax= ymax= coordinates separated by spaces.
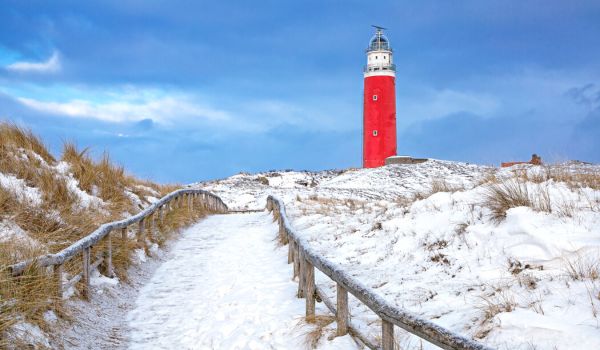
xmin=288 ymin=238 xmax=294 ymax=264
xmin=82 ymin=247 xmax=91 ymax=299
xmin=149 ymin=212 xmax=155 ymax=238
xmin=278 ymin=217 xmax=286 ymax=243
xmin=305 ymin=258 xmax=315 ymax=318
xmin=336 ymin=284 xmax=349 ymax=336
xmin=293 ymin=241 xmax=300 ymax=279
xmin=138 ymin=218 xmax=145 ymax=241
xmin=54 ymin=264 xmax=63 ymax=301
xmin=298 ymin=249 xmax=305 ymax=298
xmin=121 ymin=227 xmax=127 ymax=241
xmin=159 ymin=205 xmax=165 ymax=224
xmin=105 ymin=230 xmax=114 ymax=278
xmin=382 ymin=320 xmax=394 ymax=350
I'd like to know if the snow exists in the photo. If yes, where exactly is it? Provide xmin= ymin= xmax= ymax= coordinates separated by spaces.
xmin=131 ymin=248 xmax=148 ymax=264
xmin=124 ymin=189 xmax=144 ymax=208
xmin=9 ymin=321 xmax=51 ymax=349
xmin=0 ymin=220 xmax=42 ymax=260
xmin=64 ymin=174 xmax=105 ymax=209
xmin=55 ymin=161 xmax=106 ymax=209
xmin=90 ymin=269 xmax=119 ymax=287
xmin=127 ymin=212 xmax=362 ymax=349
xmin=0 ymin=172 xmax=43 ymax=206
xmin=197 ymin=160 xmax=600 ymax=349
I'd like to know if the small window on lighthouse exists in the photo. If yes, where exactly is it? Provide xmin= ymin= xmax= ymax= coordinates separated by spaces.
xmin=373 ymin=130 xmax=378 ymax=136
xmin=372 ymin=95 xmax=378 ymax=101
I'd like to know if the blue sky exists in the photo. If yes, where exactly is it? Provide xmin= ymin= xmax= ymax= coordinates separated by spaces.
xmin=1 ymin=1 xmax=599 ymax=183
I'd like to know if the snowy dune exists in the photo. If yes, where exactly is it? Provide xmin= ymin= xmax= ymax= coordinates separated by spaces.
xmin=199 ymin=160 xmax=600 ymax=349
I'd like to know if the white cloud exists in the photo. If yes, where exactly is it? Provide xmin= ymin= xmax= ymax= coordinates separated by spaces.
xmin=17 ymin=94 xmax=232 ymax=125
xmin=10 ymin=84 xmax=352 ymax=134
xmin=7 ymin=51 xmax=61 ymax=73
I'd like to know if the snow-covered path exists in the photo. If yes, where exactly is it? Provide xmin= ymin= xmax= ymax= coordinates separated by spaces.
xmin=126 ymin=212 xmax=312 ymax=349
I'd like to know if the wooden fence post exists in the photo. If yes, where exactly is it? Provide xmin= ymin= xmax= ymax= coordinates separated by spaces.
xmin=121 ymin=227 xmax=127 ymax=241
xmin=139 ymin=218 xmax=145 ymax=242
xmin=336 ymin=284 xmax=348 ymax=336
xmin=82 ymin=247 xmax=91 ymax=299
xmin=382 ymin=320 xmax=394 ymax=350
xmin=54 ymin=264 xmax=63 ymax=301
xmin=151 ymin=212 xmax=156 ymax=237
xmin=293 ymin=241 xmax=300 ymax=279
xmin=305 ymin=259 xmax=315 ymax=318
xmin=288 ymin=239 xmax=294 ymax=264
xmin=298 ymin=249 xmax=305 ymax=298
xmin=106 ymin=231 xmax=114 ymax=278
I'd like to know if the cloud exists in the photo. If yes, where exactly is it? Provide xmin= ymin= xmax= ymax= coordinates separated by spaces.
xmin=6 ymin=51 xmax=61 ymax=73
xmin=3 ymin=81 xmax=356 ymax=135
xmin=15 ymin=92 xmax=232 ymax=125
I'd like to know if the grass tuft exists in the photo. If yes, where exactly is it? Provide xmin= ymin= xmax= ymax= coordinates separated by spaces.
xmin=0 ymin=123 xmax=190 ymax=346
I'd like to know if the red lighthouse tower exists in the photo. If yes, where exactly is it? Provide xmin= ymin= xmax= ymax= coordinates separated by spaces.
xmin=363 ymin=26 xmax=397 ymax=168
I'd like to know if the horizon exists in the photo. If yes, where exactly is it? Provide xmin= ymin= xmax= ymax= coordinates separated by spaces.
xmin=1 ymin=1 xmax=599 ymax=183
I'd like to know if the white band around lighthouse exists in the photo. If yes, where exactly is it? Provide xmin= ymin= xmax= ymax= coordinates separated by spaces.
xmin=364 ymin=71 xmax=396 ymax=78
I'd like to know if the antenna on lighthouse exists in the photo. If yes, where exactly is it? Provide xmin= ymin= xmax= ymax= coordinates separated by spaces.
xmin=371 ymin=24 xmax=387 ymax=30
xmin=371 ymin=25 xmax=387 ymax=33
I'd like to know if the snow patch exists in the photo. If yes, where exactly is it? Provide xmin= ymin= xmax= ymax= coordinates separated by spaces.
xmin=0 ymin=172 xmax=42 ymax=206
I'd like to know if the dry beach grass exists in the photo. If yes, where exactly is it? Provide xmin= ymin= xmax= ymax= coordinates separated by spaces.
xmin=0 ymin=122 xmax=193 ymax=347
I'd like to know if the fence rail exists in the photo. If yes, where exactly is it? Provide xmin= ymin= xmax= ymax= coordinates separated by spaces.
xmin=267 ymin=195 xmax=493 ymax=350
xmin=9 ymin=188 xmax=228 ymax=300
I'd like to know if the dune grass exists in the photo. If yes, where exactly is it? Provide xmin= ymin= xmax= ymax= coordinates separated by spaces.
xmin=0 ymin=122 xmax=197 ymax=347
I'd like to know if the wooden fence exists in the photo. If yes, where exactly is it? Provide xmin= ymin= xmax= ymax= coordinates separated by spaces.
xmin=9 ymin=188 xmax=228 ymax=300
xmin=267 ymin=195 xmax=493 ymax=350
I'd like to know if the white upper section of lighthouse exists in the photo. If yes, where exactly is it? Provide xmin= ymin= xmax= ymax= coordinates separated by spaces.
xmin=364 ymin=27 xmax=396 ymax=78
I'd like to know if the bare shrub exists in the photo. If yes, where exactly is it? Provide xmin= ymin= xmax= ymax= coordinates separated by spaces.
xmin=427 ymin=179 xmax=464 ymax=197
xmin=256 ymin=176 xmax=269 ymax=186
xmin=482 ymin=178 xmax=532 ymax=222
xmin=563 ymin=252 xmax=600 ymax=281
xmin=545 ymin=165 xmax=600 ymax=191
xmin=482 ymin=175 xmax=558 ymax=222
xmin=301 ymin=315 xmax=335 ymax=348
xmin=477 ymin=288 xmax=518 ymax=324
xmin=534 ymin=184 xmax=552 ymax=214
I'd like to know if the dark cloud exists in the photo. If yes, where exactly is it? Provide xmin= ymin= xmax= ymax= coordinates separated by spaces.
xmin=1 ymin=1 xmax=599 ymax=182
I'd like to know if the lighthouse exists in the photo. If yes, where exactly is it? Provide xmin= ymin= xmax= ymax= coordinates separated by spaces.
xmin=363 ymin=26 xmax=397 ymax=168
